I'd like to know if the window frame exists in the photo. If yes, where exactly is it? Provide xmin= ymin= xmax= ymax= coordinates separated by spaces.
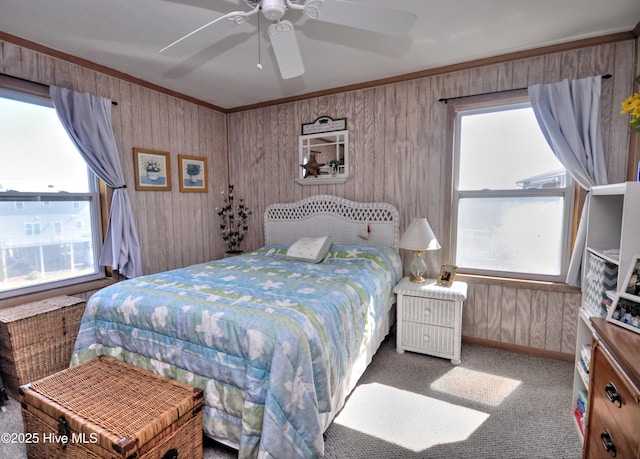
xmin=0 ymin=86 xmax=106 ymax=299
xmin=450 ymin=96 xmax=575 ymax=283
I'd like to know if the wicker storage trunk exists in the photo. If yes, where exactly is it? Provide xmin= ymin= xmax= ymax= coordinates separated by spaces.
xmin=20 ymin=356 xmax=203 ymax=459
xmin=0 ymin=295 xmax=85 ymax=398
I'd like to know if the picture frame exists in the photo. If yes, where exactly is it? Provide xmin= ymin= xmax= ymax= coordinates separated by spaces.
xmin=133 ymin=148 xmax=171 ymax=191
xmin=606 ymin=293 xmax=640 ymax=335
xmin=621 ymin=255 xmax=640 ymax=298
xmin=437 ymin=264 xmax=458 ymax=287
xmin=301 ymin=115 xmax=347 ymax=135
xmin=178 ymin=154 xmax=208 ymax=193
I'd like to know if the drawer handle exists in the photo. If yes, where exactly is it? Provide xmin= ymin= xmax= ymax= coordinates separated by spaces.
xmin=604 ymin=382 xmax=622 ymax=408
xmin=600 ymin=430 xmax=616 ymax=457
xmin=162 ymin=448 xmax=179 ymax=459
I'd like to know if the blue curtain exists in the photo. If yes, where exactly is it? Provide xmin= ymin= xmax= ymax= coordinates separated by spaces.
xmin=529 ymin=76 xmax=608 ymax=287
xmin=50 ymin=86 xmax=142 ymax=278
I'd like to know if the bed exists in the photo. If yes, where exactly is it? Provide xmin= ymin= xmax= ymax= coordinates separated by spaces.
xmin=71 ymin=195 xmax=402 ymax=458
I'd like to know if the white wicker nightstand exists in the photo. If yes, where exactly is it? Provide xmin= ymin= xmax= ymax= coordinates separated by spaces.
xmin=394 ymin=277 xmax=468 ymax=365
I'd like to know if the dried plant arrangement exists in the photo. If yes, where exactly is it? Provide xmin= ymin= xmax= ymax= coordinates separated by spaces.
xmin=217 ymin=184 xmax=251 ymax=254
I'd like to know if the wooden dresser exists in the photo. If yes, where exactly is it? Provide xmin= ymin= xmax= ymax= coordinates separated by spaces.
xmin=583 ymin=318 xmax=640 ymax=459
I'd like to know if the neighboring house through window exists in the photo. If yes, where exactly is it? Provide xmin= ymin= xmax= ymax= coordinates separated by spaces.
xmin=24 ymin=222 xmax=41 ymax=236
xmin=451 ymin=97 xmax=574 ymax=282
xmin=0 ymin=87 xmax=104 ymax=298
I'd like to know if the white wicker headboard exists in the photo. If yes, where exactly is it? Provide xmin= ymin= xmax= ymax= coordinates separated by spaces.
xmin=264 ymin=195 xmax=400 ymax=249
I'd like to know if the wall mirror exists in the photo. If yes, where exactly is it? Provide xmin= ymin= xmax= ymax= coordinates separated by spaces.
xmin=297 ymin=117 xmax=348 ymax=185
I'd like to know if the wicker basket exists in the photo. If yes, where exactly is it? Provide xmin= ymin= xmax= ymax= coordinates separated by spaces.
xmin=0 ymin=296 xmax=86 ymax=398
xmin=20 ymin=355 xmax=203 ymax=459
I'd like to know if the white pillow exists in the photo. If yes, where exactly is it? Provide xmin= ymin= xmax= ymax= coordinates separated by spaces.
xmin=285 ymin=236 xmax=333 ymax=263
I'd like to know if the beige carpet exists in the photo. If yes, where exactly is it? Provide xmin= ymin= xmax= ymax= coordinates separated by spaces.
xmin=1 ymin=335 xmax=582 ymax=458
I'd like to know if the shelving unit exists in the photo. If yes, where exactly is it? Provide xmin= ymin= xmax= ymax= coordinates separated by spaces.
xmin=572 ymin=307 xmax=595 ymax=438
xmin=572 ymin=181 xmax=640 ymax=442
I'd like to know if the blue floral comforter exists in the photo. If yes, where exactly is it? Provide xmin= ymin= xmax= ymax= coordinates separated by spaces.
xmin=72 ymin=244 xmax=402 ymax=458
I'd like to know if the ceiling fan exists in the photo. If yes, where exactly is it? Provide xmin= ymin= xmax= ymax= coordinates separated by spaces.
xmin=160 ymin=0 xmax=416 ymax=79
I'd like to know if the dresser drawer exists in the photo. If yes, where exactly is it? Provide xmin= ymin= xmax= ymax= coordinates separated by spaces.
xmin=400 ymin=322 xmax=454 ymax=355
xmin=590 ymin=342 xmax=640 ymax=453
xmin=400 ymin=296 xmax=455 ymax=327
xmin=585 ymin=393 xmax=635 ymax=459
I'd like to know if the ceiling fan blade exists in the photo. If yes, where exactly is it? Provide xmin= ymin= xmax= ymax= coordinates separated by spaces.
xmin=300 ymin=0 xmax=416 ymax=37
xmin=268 ymin=20 xmax=305 ymax=79
xmin=159 ymin=4 xmax=259 ymax=53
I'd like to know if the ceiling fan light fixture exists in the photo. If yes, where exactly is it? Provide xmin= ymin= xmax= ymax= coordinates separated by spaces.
xmin=261 ymin=0 xmax=286 ymax=21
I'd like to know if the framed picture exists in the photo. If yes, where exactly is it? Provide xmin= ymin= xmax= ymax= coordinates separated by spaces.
xmin=133 ymin=148 xmax=171 ymax=191
xmin=606 ymin=293 xmax=640 ymax=335
xmin=178 ymin=154 xmax=208 ymax=192
xmin=621 ymin=255 xmax=640 ymax=298
xmin=437 ymin=264 xmax=458 ymax=287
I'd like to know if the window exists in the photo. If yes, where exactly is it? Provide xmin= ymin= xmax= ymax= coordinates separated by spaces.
xmin=452 ymin=99 xmax=573 ymax=282
xmin=25 ymin=222 xmax=41 ymax=236
xmin=0 ymin=89 xmax=104 ymax=298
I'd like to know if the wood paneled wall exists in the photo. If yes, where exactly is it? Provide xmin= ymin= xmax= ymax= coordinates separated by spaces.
xmin=227 ymin=40 xmax=637 ymax=357
xmin=0 ymin=39 xmax=229 ymax=280
xmin=1 ymin=36 xmax=637 ymax=357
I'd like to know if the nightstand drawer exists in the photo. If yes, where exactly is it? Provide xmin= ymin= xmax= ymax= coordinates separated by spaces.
xmin=394 ymin=277 xmax=467 ymax=364
xmin=400 ymin=322 xmax=454 ymax=355
xmin=401 ymin=296 xmax=455 ymax=327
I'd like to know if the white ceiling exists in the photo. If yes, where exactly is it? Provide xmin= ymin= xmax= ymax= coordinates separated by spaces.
xmin=1 ymin=0 xmax=639 ymax=110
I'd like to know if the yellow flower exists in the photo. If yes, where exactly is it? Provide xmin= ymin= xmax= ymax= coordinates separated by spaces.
xmin=621 ymin=93 xmax=640 ymax=132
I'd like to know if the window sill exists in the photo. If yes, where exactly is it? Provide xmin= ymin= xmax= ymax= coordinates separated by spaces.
xmin=0 ymin=277 xmax=118 ymax=310
xmin=455 ymin=273 xmax=580 ymax=293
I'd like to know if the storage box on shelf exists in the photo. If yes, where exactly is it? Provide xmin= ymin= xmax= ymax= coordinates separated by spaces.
xmin=0 ymin=295 xmax=86 ymax=398
xmin=583 ymin=249 xmax=618 ymax=318
xmin=572 ymin=181 xmax=640 ymax=445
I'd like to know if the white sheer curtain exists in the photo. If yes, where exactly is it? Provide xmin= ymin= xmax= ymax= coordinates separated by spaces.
xmin=50 ymin=86 xmax=142 ymax=278
xmin=528 ymin=76 xmax=608 ymax=287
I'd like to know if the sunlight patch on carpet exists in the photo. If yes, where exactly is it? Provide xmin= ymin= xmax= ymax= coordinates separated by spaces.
xmin=333 ymin=383 xmax=489 ymax=452
xmin=431 ymin=367 xmax=521 ymax=406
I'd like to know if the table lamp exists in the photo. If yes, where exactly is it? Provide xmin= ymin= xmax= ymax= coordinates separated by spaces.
xmin=399 ymin=217 xmax=441 ymax=283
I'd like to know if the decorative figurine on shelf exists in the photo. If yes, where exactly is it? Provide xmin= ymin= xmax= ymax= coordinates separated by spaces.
xmin=216 ymin=184 xmax=251 ymax=256
xmin=328 ymin=158 xmax=344 ymax=176
xmin=300 ymin=154 xmax=325 ymax=178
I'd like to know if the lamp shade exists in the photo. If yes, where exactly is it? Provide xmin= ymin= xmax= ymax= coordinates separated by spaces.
xmin=399 ymin=218 xmax=441 ymax=251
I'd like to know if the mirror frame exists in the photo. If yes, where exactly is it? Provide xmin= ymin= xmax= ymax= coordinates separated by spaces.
xmin=296 ymin=129 xmax=349 ymax=185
